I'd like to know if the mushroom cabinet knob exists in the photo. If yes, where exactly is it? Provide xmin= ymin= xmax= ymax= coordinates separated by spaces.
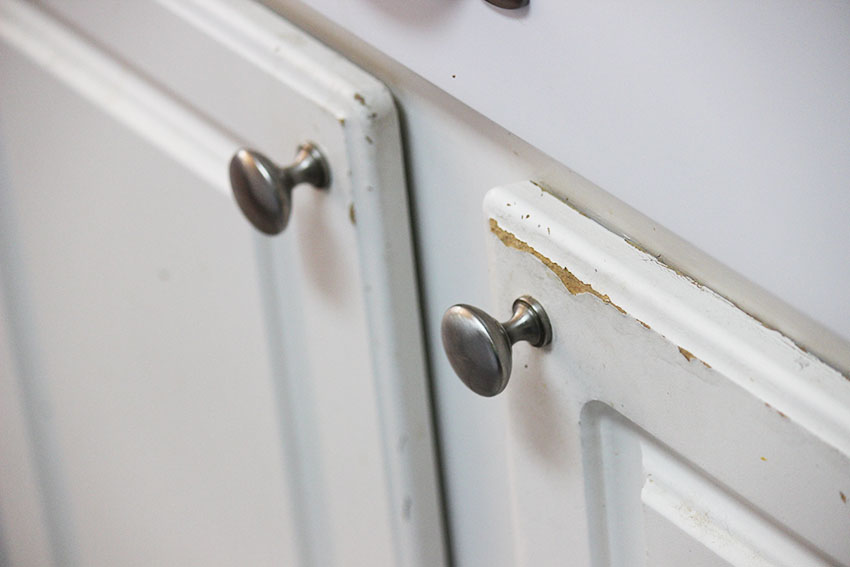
xmin=229 ymin=143 xmax=330 ymax=235
xmin=441 ymin=295 xmax=552 ymax=397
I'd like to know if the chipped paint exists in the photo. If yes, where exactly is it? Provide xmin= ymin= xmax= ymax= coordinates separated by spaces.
xmin=678 ymin=347 xmax=696 ymax=362
xmin=348 ymin=203 xmax=356 ymax=225
xmin=763 ymin=402 xmax=788 ymax=420
xmin=625 ymin=238 xmax=651 ymax=255
xmin=491 ymin=219 xmax=721 ymax=364
xmin=353 ymin=92 xmax=366 ymax=105
xmin=678 ymin=346 xmax=711 ymax=369
xmin=841 ymin=491 xmax=847 ymax=504
xmin=490 ymin=219 xmax=626 ymax=315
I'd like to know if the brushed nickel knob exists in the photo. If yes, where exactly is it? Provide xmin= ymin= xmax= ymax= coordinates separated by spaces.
xmin=229 ymin=143 xmax=330 ymax=235
xmin=441 ymin=295 xmax=551 ymax=397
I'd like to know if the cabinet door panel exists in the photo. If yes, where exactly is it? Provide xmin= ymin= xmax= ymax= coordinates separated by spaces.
xmin=0 ymin=2 xmax=444 ymax=566
xmin=482 ymin=181 xmax=850 ymax=566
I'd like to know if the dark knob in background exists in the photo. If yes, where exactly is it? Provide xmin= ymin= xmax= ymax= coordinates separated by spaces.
xmin=229 ymin=143 xmax=330 ymax=235
xmin=484 ymin=0 xmax=529 ymax=9
xmin=441 ymin=295 xmax=551 ymax=397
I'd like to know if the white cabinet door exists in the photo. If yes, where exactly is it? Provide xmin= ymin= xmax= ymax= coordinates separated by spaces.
xmin=0 ymin=2 xmax=444 ymax=566
xmin=475 ymin=181 xmax=850 ymax=566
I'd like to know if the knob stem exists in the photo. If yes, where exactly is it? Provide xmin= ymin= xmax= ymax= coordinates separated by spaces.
xmin=284 ymin=143 xmax=330 ymax=189
xmin=504 ymin=296 xmax=551 ymax=347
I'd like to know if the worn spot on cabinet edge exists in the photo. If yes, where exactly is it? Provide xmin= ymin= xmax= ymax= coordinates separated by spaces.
xmin=490 ymin=218 xmax=625 ymax=315
xmin=490 ymin=219 xmax=725 ymax=369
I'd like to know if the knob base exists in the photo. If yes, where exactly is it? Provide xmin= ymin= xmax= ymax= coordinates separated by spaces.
xmin=506 ymin=296 xmax=551 ymax=348
xmin=287 ymin=143 xmax=330 ymax=190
